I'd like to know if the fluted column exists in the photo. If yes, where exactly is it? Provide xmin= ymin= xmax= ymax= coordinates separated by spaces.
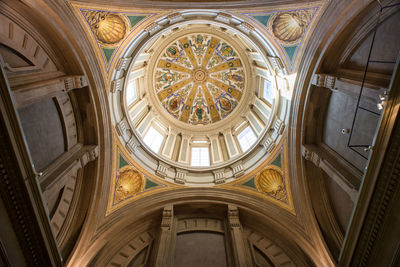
xmin=222 ymin=128 xmax=240 ymax=159
xmin=227 ymin=205 xmax=251 ymax=267
xmin=153 ymin=205 xmax=174 ymax=267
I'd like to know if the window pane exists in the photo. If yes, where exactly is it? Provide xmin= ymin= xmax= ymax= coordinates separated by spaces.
xmin=126 ymin=81 xmax=138 ymax=106
xmin=263 ymin=80 xmax=274 ymax=104
xmin=237 ymin=126 xmax=257 ymax=152
xmin=143 ymin=127 xmax=164 ymax=153
xmin=191 ymin=147 xmax=210 ymax=167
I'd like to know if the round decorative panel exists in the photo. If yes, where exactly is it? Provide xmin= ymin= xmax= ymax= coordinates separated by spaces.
xmin=153 ymin=33 xmax=246 ymax=125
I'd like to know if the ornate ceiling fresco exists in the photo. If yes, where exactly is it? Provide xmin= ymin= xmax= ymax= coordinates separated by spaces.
xmin=222 ymin=142 xmax=294 ymax=213
xmin=70 ymin=2 xmax=323 ymax=215
xmin=154 ymin=33 xmax=245 ymax=125
xmin=107 ymin=133 xmax=294 ymax=215
xmin=242 ymin=7 xmax=319 ymax=71
xmin=107 ymin=131 xmax=181 ymax=214
xmin=77 ymin=7 xmax=157 ymax=72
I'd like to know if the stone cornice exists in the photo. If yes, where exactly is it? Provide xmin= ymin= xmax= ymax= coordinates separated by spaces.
xmin=0 ymin=61 xmax=62 ymax=266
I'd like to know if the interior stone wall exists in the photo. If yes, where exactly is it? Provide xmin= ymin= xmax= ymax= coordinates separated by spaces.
xmin=322 ymin=87 xmax=379 ymax=171
xmin=346 ymin=11 xmax=400 ymax=75
xmin=323 ymin=174 xmax=354 ymax=232
xmin=173 ymin=232 xmax=228 ymax=267
xmin=18 ymin=98 xmax=65 ymax=171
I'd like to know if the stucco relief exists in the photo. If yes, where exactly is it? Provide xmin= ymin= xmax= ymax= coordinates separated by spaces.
xmin=155 ymin=33 xmax=245 ymax=125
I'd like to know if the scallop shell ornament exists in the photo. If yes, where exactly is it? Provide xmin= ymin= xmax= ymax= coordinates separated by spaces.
xmin=255 ymin=167 xmax=287 ymax=201
xmin=83 ymin=11 xmax=128 ymax=47
xmin=114 ymin=166 xmax=144 ymax=203
xmin=269 ymin=10 xmax=313 ymax=45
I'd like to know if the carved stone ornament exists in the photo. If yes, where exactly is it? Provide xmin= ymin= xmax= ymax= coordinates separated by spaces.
xmin=231 ymin=161 xmax=244 ymax=178
xmin=161 ymin=205 xmax=173 ymax=229
xmin=255 ymin=166 xmax=287 ymax=201
xmin=268 ymin=10 xmax=313 ymax=45
xmin=116 ymin=119 xmax=128 ymax=136
xmin=312 ymin=74 xmax=337 ymax=90
xmin=167 ymin=13 xmax=184 ymax=24
xmin=175 ymin=168 xmax=187 ymax=184
xmin=80 ymin=145 xmax=100 ymax=167
xmin=228 ymin=205 xmax=241 ymax=228
xmin=145 ymin=22 xmax=162 ymax=36
xmin=215 ymin=12 xmax=232 ymax=24
xmin=268 ymin=56 xmax=284 ymax=71
xmin=213 ymin=169 xmax=226 ymax=184
xmin=64 ymin=75 xmax=88 ymax=91
xmin=274 ymin=117 xmax=285 ymax=135
xmin=237 ymin=22 xmax=255 ymax=35
xmin=302 ymin=146 xmax=321 ymax=167
xmin=263 ymin=136 xmax=276 ymax=153
xmin=156 ymin=161 xmax=169 ymax=178
xmin=111 ymin=77 xmax=124 ymax=93
xmin=116 ymin=57 xmax=131 ymax=71
xmin=126 ymin=137 xmax=139 ymax=154
xmin=82 ymin=11 xmax=129 ymax=47
xmin=114 ymin=166 xmax=144 ymax=203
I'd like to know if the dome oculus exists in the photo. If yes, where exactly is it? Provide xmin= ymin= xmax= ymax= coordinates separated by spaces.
xmin=154 ymin=33 xmax=245 ymax=125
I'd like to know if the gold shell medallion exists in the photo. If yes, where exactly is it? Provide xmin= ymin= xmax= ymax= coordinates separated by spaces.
xmin=255 ymin=166 xmax=287 ymax=201
xmin=83 ymin=11 xmax=129 ymax=47
xmin=114 ymin=166 xmax=144 ymax=203
xmin=269 ymin=10 xmax=313 ymax=46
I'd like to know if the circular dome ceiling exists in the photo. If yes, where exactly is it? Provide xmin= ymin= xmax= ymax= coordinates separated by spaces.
xmin=154 ymin=33 xmax=246 ymax=125
xmin=111 ymin=12 xmax=290 ymax=185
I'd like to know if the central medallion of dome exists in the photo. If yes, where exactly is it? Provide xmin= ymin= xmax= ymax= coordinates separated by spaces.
xmin=153 ymin=33 xmax=246 ymax=126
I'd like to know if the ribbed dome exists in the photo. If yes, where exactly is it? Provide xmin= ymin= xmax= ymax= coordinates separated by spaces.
xmin=154 ymin=33 xmax=245 ymax=125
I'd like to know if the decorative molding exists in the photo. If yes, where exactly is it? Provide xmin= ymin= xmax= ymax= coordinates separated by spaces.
xmin=115 ymin=57 xmax=131 ymax=72
xmin=106 ymin=231 xmax=155 ymax=267
xmin=215 ymin=12 xmax=232 ymax=23
xmin=177 ymin=218 xmax=224 ymax=233
xmin=12 ymin=76 xmax=86 ymax=108
xmin=213 ymin=169 xmax=226 ymax=184
xmin=268 ymin=56 xmax=284 ymax=71
xmin=80 ymin=145 xmax=99 ymax=167
xmin=116 ymin=119 xmax=128 ymax=136
xmin=302 ymin=145 xmax=321 ymax=167
xmin=144 ymin=22 xmax=162 ymax=36
xmin=126 ymin=137 xmax=139 ymax=154
xmin=161 ymin=205 xmax=173 ymax=229
xmin=167 ymin=13 xmax=184 ymax=24
xmin=302 ymin=145 xmax=357 ymax=201
xmin=227 ymin=205 xmax=241 ymax=228
xmin=349 ymin=110 xmax=400 ymax=265
xmin=237 ymin=22 xmax=254 ymax=35
xmin=273 ymin=117 xmax=285 ymax=135
xmin=156 ymin=161 xmax=169 ymax=178
xmin=247 ymin=230 xmax=295 ymax=267
xmin=263 ymin=136 xmax=276 ymax=153
xmin=64 ymin=75 xmax=87 ymax=91
xmin=312 ymin=74 xmax=336 ymax=90
xmin=111 ymin=77 xmax=124 ymax=93
xmin=0 ymin=61 xmax=61 ymax=265
xmin=174 ymin=169 xmax=187 ymax=184
xmin=231 ymin=161 xmax=244 ymax=178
